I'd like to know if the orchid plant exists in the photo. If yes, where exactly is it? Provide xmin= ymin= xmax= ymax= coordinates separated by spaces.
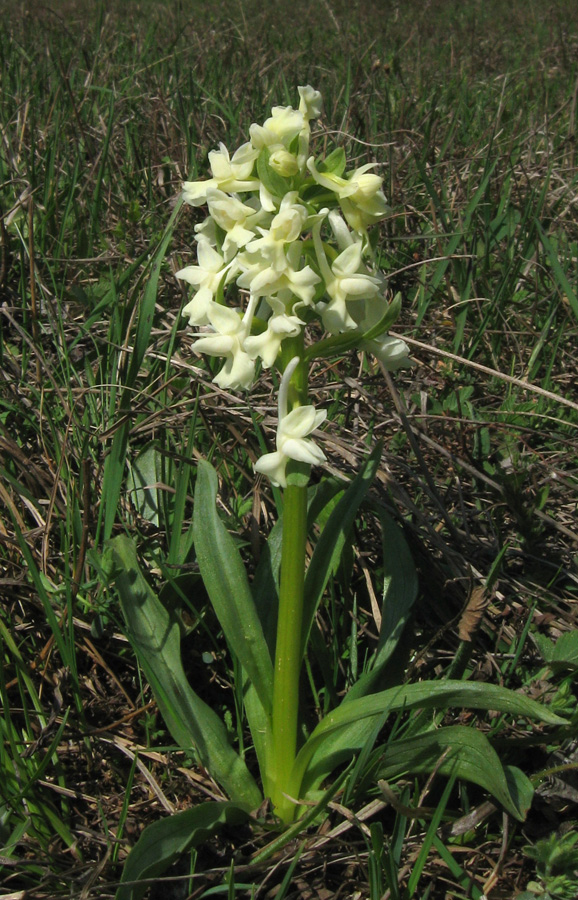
xmin=103 ymin=88 xmax=567 ymax=900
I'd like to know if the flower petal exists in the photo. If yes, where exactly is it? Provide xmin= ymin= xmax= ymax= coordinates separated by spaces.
xmin=254 ymin=450 xmax=288 ymax=487
xmin=279 ymin=405 xmax=326 ymax=440
xmin=281 ymin=437 xmax=326 ymax=466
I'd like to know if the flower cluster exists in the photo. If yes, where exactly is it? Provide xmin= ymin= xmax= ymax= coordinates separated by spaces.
xmin=178 ymin=86 xmax=410 ymax=485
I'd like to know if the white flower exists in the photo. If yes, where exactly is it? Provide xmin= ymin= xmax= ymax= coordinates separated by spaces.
xmin=269 ymin=193 xmax=309 ymax=243
xmin=353 ymin=298 xmax=412 ymax=370
xmin=237 ymin=237 xmax=321 ymax=306
xmin=313 ymin=224 xmax=381 ymax=332
xmin=193 ymin=215 xmax=219 ymax=247
xmin=236 ymin=258 xmax=320 ymax=307
xmin=362 ymin=333 xmax=411 ymax=370
xmin=258 ymin=180 xmax=277 ymax=213
xmin=206 ymin=189 xmax=263 ymax=257
xmin=244 ymin=298 xmax=303 ymax=368
xmin=296 ymin=85 xmax=323 ymax=170
xmin=327 ymin=209 xmax=360 ymax=251
xmin=283 ymin=262 xmax=322 ymax=305
xmin=298 ymin=85 xmax=323 ymax=120
xmin=192 ymin=299 xmax=256 ymax=390
xmin=209 ymin=142 xmax=258 ymax=183
xmin=254 ymin=358 xmax=326 ymax=487
xmin=250 ymin=106 xmax=304 ymax=151
xmin=182 ymin=142 xmax=259 ymax=206
xmin=307 ymin=157 xmax=389 ymax=231
xmin=177 ymin=242 xmax=237 ymax=326
xmin=236 ymin=261 xmax=279 ymax=298
xmin=245 ymin=192 xmax=308 ymax=271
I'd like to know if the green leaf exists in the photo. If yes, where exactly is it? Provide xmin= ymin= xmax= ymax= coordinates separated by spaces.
xmin=320 ymin=678 xmax=567 ymax=736
xmin=242 ymin=679 xmax=273 ymax=797
xmin=534 ymin=630 xmax=578 ymax=672
xmin=104 ymin=535 xmax=262 ymax=811
xmin=102 ymin=422 xmax=130 ymax=542
xmin=378 ymin=727 xmax=534 ymax=821
xmin=291 ymin=678 xmax=566 ymax=801
xmin=317 ymin=147 xmax=346 ymax=177
xmin=374 ymin=506 xmax=418 ymax=661
xmin=504 ymin=765 xmax=535 ymax=820
xmin=533 ymin=632 xmax=555 ymax=663
xmin=116 ymin=802 xmax=249 ymax=900
xmin=300 ymin=444 xmax=382 ymax=658
xmin=346 ymin=503 xmax=417 ymax=700
xmin=126 ymin=443 xmax=161 ymax=525
xmin=194 ymin=460 xmax=274 ymax=716
xmin=551 ymin=630 xmax=578 ymax=671
xmin=306 ymin=478 xmax=346 ymax=528
xmin=251 ymin=517 xmax=283 ymax=657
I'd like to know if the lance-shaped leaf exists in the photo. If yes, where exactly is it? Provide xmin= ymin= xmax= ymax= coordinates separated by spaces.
xmin=300 ymin=444 xmax=382 ymax=658
xmin=346 ymin=503 xmax=418 ymax=700
xmin=243 ymin=679 xmax=273 ymax=798
xmin=116 ymin=801 xmax=249 ymax=900
xmin=378 ymin=726 xmax=534 ymax=821
xmin=289 ymin=678 xmax=567 ymax=802
xmin=251 ymin=516 xmax=283 ymax=657
xmin=194 ymin=460 xmax=274 ymax=717
xmin=104 ymin=535 xmax=262 ymax=811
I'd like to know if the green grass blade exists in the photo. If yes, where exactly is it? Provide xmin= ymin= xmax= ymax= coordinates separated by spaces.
xmin=346 ymin=503 xmax=418 ymax=700
xmin=536 ymin=221 xmax=578 ymax=321
xmin=430 ymin=834 xmax=484 ymax=900
xmin=125 ymin=197 xmax=183 ymax=388
xmin=101 ymin=198 xmax=183 ymax=541
xmin=404 ymin=772 xmax=457 ymax=897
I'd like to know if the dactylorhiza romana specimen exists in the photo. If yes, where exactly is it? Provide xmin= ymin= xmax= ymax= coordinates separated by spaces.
xmin=176 ymin=85 xmax=409 ymax=815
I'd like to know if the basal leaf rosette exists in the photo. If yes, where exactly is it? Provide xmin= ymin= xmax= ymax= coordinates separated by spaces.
xmin=177 ymin=86 xmax=411 ymax=484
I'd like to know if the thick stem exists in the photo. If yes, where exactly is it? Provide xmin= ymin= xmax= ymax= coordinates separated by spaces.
xmin=269 ymin=343 xmax=308 ymax=822
xmin=270 ymin=479 xmax=308 ymax=821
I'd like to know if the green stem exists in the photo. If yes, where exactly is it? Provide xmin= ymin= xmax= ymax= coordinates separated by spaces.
xmin=269 ymin=343 xmax=309 ymax=822
xmin=271 ymin=479 xmax=308 ymax=822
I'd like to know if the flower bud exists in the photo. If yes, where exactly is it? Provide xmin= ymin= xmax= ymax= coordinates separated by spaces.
xmin=269 ymin=148 xmax=300 ymax=177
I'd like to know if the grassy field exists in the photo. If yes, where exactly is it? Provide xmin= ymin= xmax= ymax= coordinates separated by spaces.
xmin=1 ymin=0 xmax=578 ymax=897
